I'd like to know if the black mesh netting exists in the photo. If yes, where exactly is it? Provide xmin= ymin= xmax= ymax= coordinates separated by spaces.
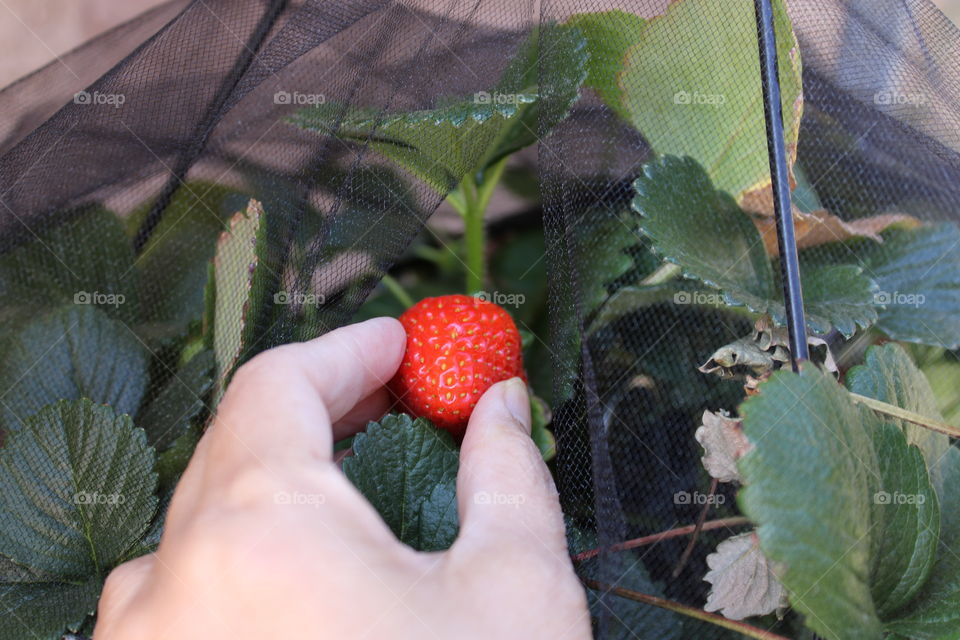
xmin=3 ymin=1 xmax=960 ymax=638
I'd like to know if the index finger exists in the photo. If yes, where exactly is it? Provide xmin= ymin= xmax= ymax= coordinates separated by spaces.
xmin=205 ymin=317 xmax=406 ymax=472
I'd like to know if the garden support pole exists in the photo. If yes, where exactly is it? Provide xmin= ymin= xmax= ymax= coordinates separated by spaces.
xmin=753 ymin=0 xmax=809 ymax=368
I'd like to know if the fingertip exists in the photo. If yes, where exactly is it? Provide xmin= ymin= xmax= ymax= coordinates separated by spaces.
xmin=349 ymin=316 xmax=407 ymax=367
xmin=466 ymin=377 xmax=531 ymax=438
xmin=501 ymin=377 xmax=531 ymax=433
xmin=356 ymin=315 xmax=406 ymax=339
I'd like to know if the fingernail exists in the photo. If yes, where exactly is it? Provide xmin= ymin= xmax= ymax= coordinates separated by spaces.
xmin=502 ymin=377 xmax=531 ymax=432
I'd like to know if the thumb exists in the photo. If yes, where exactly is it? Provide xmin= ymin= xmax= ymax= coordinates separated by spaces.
xmin=454 ymin=378 xmax=568 ymax=558
xmin=96 ymin=554 xmax=156 ymax=636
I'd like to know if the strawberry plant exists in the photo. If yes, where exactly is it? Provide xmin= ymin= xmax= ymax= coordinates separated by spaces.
xmin=2 ymin=1 xmax=960 ymax=639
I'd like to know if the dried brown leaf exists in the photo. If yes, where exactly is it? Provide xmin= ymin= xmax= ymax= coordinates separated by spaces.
xmin=756 ymin=209 xmax=918 ymax=256
xmin=695 ymin=410 xmax=751 ymax=483
xmin=704 ymin=531 xmax=789 ymax=620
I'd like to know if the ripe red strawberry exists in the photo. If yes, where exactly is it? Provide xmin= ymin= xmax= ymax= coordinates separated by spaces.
xmin=390 ymin=294 xmax=525 ymax=437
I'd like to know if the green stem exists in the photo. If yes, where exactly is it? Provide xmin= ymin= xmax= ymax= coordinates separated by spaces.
xmin=461 ymin=157 xmax=508 ymax=294
xmin=474 ymin=156 xmax=508 ymax=214
xmin=464 ymin=203 xmax=485 ymax=293
xmin=850 ymin=393 xmax=960 ymax=438
xmin=446 ymin=186 xmax=469 ymax=218
xmin=582 ymin=580 xmax=790 ymax=640
xmin=381 ymin=274 xmax=414 ymax=309
xmin=414 ymin=245 xmax=448 ymax=265
xmin=641 ymin=261 xmax=682 ymax=286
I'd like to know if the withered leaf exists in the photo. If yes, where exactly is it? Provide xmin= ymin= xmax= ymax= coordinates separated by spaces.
xmin=704 ymin=531 xmax=789 ymax=620
xmin=740 ymin=186 xmax=918 ymax=256
xmin=695 ymin=410 xmax=751 ymax=483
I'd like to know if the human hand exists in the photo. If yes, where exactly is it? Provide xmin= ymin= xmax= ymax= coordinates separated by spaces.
xmin=95 ymin=317 xmax=591 ymax=639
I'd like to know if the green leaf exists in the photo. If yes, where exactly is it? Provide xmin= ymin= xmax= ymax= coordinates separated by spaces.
xmin=867 ymin=420 xmax=939 ymax=617
xmin=343 ymin=414 xmax=459 ymax=549
xmin=119 ymin=487 xmax=174 ymax=562
xmin=795 ymin=263 xmax=878 ymax=338
xmin=578 ymin=204 xmax=640 ymax=318
xmin=860 ymin=224 xmax=960 ymax=349
xmin=618 ymin=0 xmax=802 ymax=200
xmin=632 ymin=155 xmax=876 ymax=335
xmin=133 ymin=182 xmax=239 ymax=330
xmin=292 ymin=99 xmax=535 ymax=195
xmin=551 ymin=201 xmax=645 ymax=402
xmin=155 ymin=424 xmax=202 ymax=493
xmin=290 ymin=26 xmax=586 ymax=194
xmin=530 ymin=394 xmax=556 ymax=461
xmin=0 ymin=575 xmax=101 ymax=640
xmin=0 ymin=205 xmax=139 ymax=325
xmin=884 ymin=448 xmax=960 ymax=639
xmin=845 ymin=345 xmax=960 ymax=638
xmin=0 ymin=399 xmax=157 ymax=577
xmin=565 ymin=10 xmax=647 ymax=122
xmin=738 ymin=366 xmax=883 ymax=639
xmin=587 ymin=283 xmax=681 ymax=331
xmin=0 ymin=305 xmax=149 ymax=436
xmin=634 ymin=156 xmax=774 ymax=303
xmin=498 ymin=23 xmax=590 ymax=141
xmin=416 ymin=482 xmax=459 ymax=552
xmin=740 ymin=362 xmax=946 ymax=638
xmin=137 ymin=350 xmax=214 ymax=451
xmin=911 ymin=346 xmax=960 ymax=425
xmin=490 ymin=230 xmax=549 ymax=328
xmin=846 ymin=344 xmax=949 ymax=489
xmin=212 ymin=201 xmax=271 ymax=401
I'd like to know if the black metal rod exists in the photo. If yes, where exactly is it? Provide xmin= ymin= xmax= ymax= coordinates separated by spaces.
xmin=753 ymin=0 xmax=809 ymax=368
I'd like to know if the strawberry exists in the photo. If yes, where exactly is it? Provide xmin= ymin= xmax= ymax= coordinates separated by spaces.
xmin=390 ymin=294 xmax=525 ymax=437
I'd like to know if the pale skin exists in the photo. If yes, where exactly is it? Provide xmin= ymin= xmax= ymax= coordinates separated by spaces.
xmin=95 ymin=317 xmax=592 ymax=639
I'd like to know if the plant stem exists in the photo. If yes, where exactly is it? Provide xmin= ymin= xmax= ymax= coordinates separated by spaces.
xmin=460 ymin=157 xmax=508 ymax=294
xmin=850 ymin=393 xmax=960 ymax=438
xmin=571 ymin=516 xmax=750 ymax=563
xmin=381 ymin=274 xmax=414 ymax=309
xmin=464 ymin=193 xmax=485 ymax=294
xmin=446 ymin=187 xmax=469 ymax=218
xmin=414 ymin=245 xmax=449 ymax=265
xmin=474 ymin=156 xmax=508 ymax=214
xmin=641 ymin=261 xmax=682 ymax=286
xmin=672 ymin=477 xmax=719 ymax=578
xmin=582 ymin=580 xmax=790 ymax=640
